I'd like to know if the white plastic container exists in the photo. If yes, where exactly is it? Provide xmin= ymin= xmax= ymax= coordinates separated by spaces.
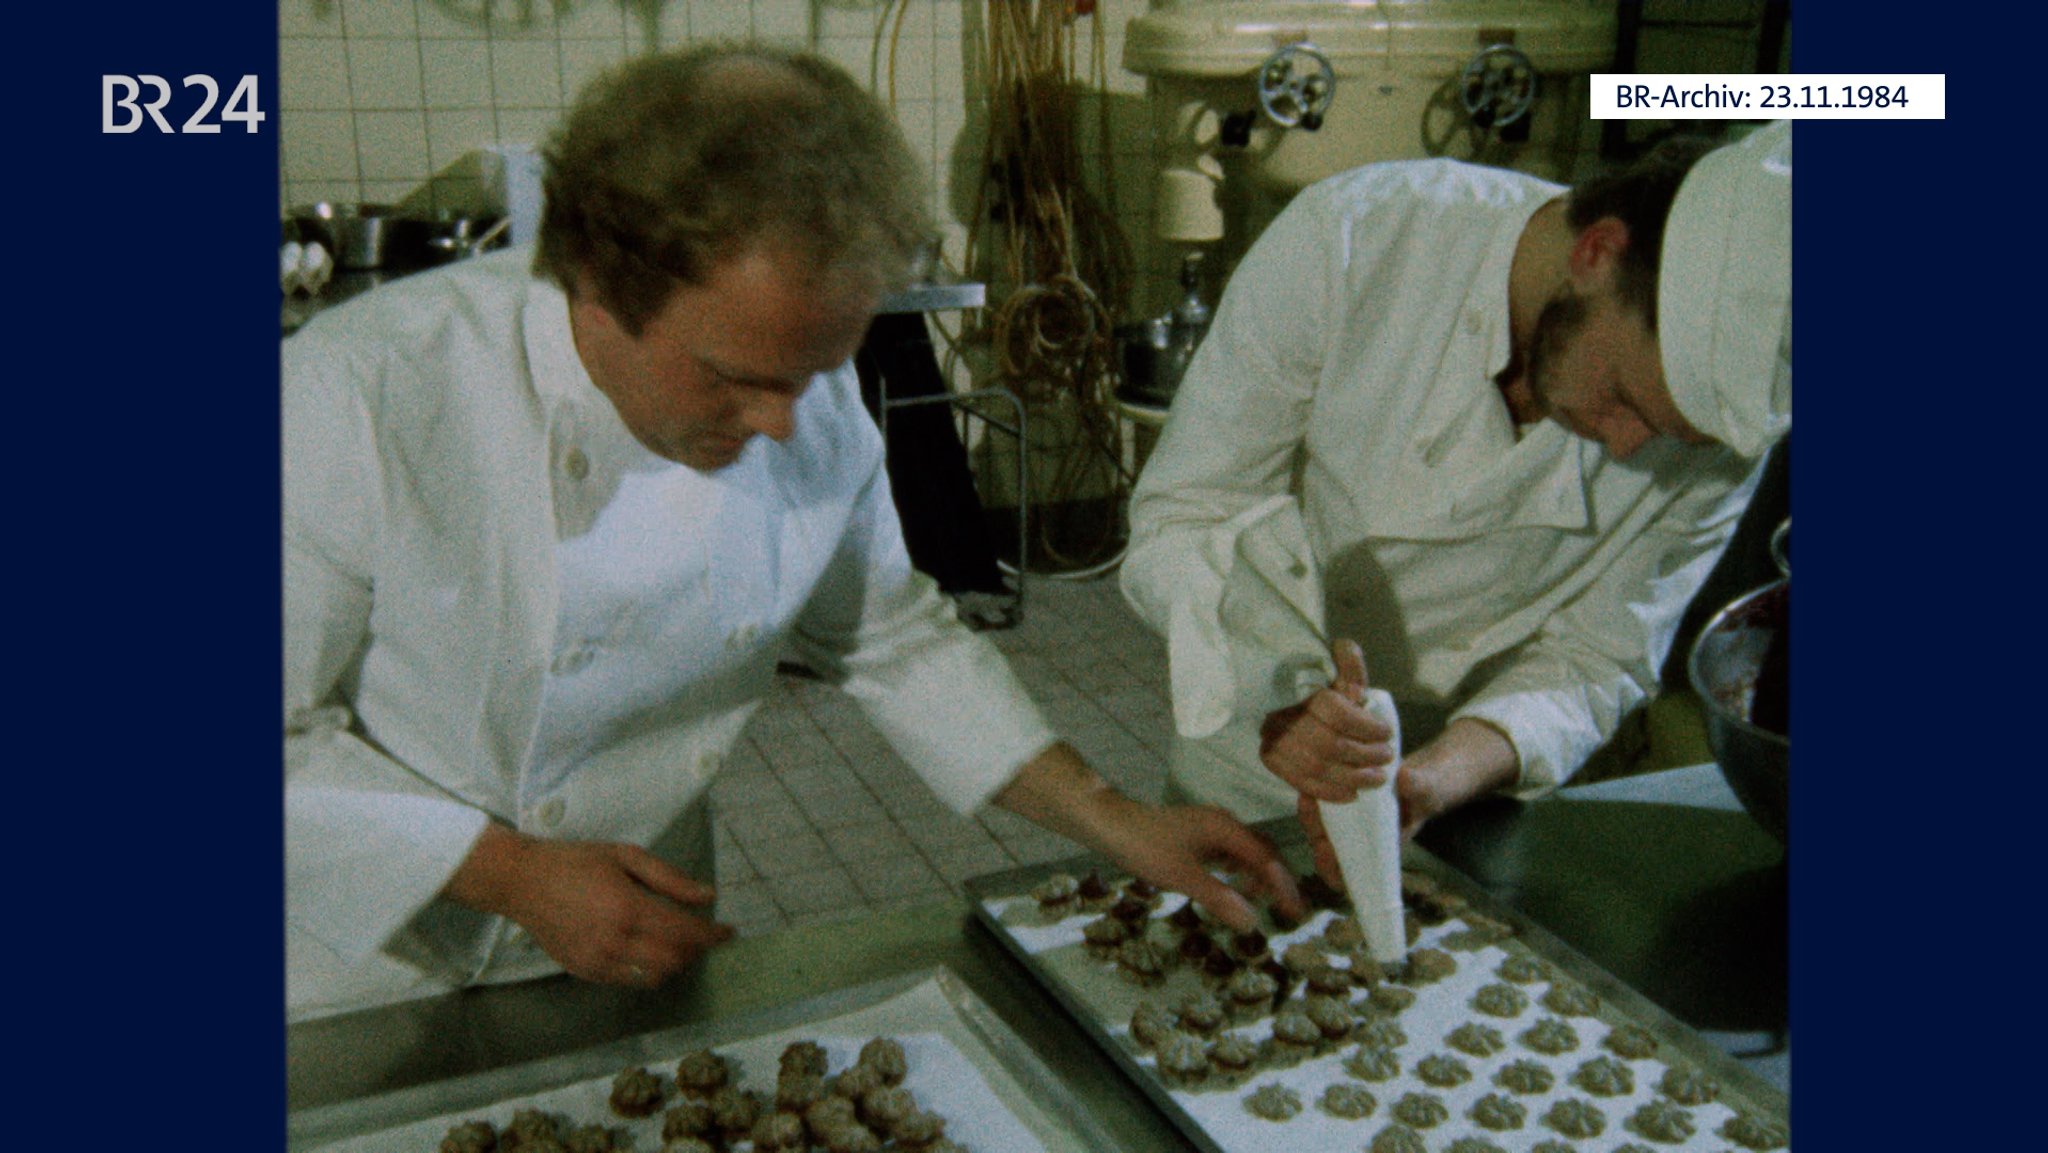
xmin=483 ymin=143 xmax=546 ymax=248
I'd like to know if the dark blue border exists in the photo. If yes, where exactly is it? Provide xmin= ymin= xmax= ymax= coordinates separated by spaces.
xmin=25 ymin=1 xmax=281 ymax=1140
xmin=23 ymin=0 xmax=2024 ymax=1145
xmin=1795 ymin=6 xmax=2026 ymax=1148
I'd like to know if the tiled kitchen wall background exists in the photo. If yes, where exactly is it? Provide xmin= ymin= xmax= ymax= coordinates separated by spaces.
xmin=279 ymin=0 xmax=1787 ymax=338
xmin=278 ymin=0 xmax=1169 ymax=312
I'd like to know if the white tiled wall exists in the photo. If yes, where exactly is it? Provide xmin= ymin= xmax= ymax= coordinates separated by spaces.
xmin=279 ymin=1 xmax=1787 ymax=338
xmin=277 ymin=0 xmax=1160 ymax=309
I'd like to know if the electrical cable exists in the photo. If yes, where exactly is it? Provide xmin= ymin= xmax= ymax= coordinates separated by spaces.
xmin=888 ymin=0 xmax=913 ymax=110
xmin=869 ymin=2 xmax=1139 ymax=580
xmin=957 ymin=0 xmax=1136 ymax=576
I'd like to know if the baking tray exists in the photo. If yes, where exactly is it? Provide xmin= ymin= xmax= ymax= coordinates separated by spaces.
xmin=966 ymin=826 xmax=1790 ymax=1153
xmin=287 ymin=966 xmax=1118 ymax=1152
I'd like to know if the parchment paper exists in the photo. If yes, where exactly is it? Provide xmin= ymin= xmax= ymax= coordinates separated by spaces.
xmin=981 ymin=878 xmax=1788 ymax=1153
xmin=292 ymin=970 xmax=1089 ymax=1152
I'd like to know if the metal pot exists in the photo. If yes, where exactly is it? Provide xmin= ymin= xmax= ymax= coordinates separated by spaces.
xmin=287 ymin=204 xmax=510 ymax=271
xmin=289 ymin=202 xmax=401 ymax=270
xmin=1687 ymin=520 xmax=1790 ymax=843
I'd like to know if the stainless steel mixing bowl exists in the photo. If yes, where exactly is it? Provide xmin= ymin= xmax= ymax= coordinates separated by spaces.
xmin=1687 ymin=577 xmax=1789 ymax=843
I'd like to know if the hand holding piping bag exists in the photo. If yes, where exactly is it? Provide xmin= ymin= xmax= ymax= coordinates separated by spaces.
xmin=1296 ymin=639 xmax=1408 ymax=964
xmin=1257 ymin=636 xmax=1396 ymax=802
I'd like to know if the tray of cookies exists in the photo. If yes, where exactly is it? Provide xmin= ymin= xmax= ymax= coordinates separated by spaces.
xmin=286 ymin=966 xmax=1117 ymax=1152
xmin=965 ymin=830 xmax=1789 ymax=1153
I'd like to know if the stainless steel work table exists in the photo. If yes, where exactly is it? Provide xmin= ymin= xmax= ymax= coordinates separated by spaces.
xmin=288 ymin=762 xmax=1789 ymax=1145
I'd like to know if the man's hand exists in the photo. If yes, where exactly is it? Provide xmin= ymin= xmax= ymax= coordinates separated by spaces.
xmin=1086 ymin=796 xmax=1308 ymax=933
xmin=1295 ymin=746 xmax=1503 ymax=892
xmin=1390 ymin=718 xmax=1521 ymax=839
xmin=444 ymin=823 xmax=735 ymax=988
xmin=1259 ymin=638 xmax=1395 ymax=802
xmin=994 ymin=743 xmax=1305 ymax=932
xmin=1298 ymin=715 xmax=1523 ymax=891
xmin=1295 ymin=773 xmax=1467 ymax=894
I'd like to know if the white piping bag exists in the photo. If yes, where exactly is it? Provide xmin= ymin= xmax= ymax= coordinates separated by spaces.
xmin=1207 ymin=497 xmax=1407 ymax=962
xmin=1318 ymin=687 xmax=1405 ymax=964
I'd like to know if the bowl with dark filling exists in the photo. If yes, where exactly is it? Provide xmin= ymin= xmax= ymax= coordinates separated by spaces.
xmin=1688 ymin=534 xmax=1789 ymax=844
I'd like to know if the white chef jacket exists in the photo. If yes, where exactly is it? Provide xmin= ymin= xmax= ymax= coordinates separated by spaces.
xmin=283 ymin=249 xmax=1054 ymax=1019
xmin=1122 ymin=160 xmax=1764 ymax=818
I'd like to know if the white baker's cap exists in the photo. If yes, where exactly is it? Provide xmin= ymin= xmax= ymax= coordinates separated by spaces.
xmin=1659 ymin=119 xmax=1792 ymax=458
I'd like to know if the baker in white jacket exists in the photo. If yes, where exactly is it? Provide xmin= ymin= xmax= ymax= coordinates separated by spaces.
xmin=1122 ymin=122 xmax=1792 ymax=838
xmin=284 ymin=45 xmax=1301 ymax=1022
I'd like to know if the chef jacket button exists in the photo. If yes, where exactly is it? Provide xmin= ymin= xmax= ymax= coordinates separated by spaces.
xmin=552 ymin=644 xmax=595 ymax=676
xmin=726 ymin=623 xmax=759 ymax=651
xmin=1462 ymin=311 xmax=1483 ymax=336
xmin=538 ymin=798 xmax=566 ymax=828
xmin=694 ymin=751 xmax=722 ymax=776
xmin=563 ymin=448 xmax=590 ymax=481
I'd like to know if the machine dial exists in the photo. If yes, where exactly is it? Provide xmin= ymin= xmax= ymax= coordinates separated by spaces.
xmin=1255 ymin=43 xmax=1337 ymax=130
xmin=1458 ymin=43 xmax=1538 ymax=128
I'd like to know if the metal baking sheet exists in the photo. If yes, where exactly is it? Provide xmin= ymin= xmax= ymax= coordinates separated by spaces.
xmin=966 ymin=828 xmax=1789 ymax=1153
xmin=287 ymin=966 xmax=1118 ymax=1152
